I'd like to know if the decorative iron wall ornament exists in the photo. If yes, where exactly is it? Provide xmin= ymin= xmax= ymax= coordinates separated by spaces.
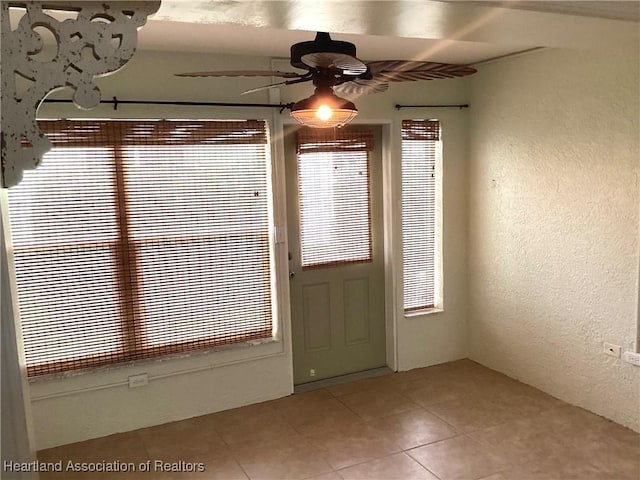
xmin=1 ymin=1 xmax=160 ymax=188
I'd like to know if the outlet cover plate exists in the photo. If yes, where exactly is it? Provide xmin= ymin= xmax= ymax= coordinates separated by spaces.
xmin=128 ymin=373 xmax=149 ymax=388
xmin=623 ymin=351 xmax=640 ymax=366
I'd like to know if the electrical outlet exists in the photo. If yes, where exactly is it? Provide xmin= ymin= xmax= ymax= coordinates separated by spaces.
xmin=128 ymin=373 xmax=148 ymax=388
xmin=603 ymin=342 xmax=621 ymax=358
xmin=309 ymin=369 xmax=316 ymax=377
xmin=623 ymin=351 xmax=640 ymax=366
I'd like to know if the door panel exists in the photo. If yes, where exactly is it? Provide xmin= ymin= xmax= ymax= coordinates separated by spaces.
xmin=344 ymin=277 xmax=370 ymax=345
xmin=285 ymin=125 xmax=385 ymax=385
xmin=302 ymin=283 xmax=332 ymax=351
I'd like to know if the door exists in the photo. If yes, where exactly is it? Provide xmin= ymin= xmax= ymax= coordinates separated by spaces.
xmin=285 ymin=125 xmax=385 ymax=385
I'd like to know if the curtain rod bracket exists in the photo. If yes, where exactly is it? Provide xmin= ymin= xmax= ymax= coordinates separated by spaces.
xmin=280 ymin=103 xmax=294 ymax=114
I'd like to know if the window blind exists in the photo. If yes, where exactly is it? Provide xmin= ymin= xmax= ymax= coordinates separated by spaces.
xmin=401 ymin=120 xmax=439 ymax=312
xmin=8 ymin=120 xmax=274 ymax=376
xmin=296 ymin=127 xmax=374 ymax=268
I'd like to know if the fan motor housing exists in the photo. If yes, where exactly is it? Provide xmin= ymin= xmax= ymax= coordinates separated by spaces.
xmin=291 ymin=32 xmax=357 ymax=70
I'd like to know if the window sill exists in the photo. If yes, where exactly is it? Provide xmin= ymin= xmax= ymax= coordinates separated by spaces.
xmin=404 ymin=307 xmax=444 ymax=319
xmin=28 ymin=337 xmax=284 ymax=400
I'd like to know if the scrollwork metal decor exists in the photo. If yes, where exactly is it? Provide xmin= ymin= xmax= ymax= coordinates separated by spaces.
xmin=1 ymin=1 xmax=160 ymax=187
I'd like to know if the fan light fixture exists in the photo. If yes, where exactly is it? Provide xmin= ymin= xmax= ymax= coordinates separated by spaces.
xmin=176 ymin=32 xmax=478 ymax=130
xmin=290 ymin=86 xmax=358 ymax=128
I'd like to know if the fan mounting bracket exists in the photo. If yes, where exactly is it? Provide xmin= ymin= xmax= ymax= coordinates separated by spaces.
xmin=290 ymin=32 xmax=357 ymax=70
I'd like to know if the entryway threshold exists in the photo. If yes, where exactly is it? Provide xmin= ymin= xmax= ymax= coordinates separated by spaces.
xmin=294 ymin=366 xmax=394 ymax=394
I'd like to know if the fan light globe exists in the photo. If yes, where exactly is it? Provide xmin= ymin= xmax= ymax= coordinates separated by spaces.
xmin=291 ymin=87 xmax=358 ymax=128
xmin=316 ymin=104 xmax=333 ymax=121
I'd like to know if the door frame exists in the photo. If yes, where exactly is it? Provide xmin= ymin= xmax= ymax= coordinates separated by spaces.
xmin=270 ymin=113 xmax=398 ymax=387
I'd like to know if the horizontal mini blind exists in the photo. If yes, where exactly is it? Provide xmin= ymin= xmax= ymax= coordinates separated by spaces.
xmin=8 ymin=120 xmax=273 ymax=376
xmin=296 ymin=127 xmax=374 ymax=268
xmin=8 ymin=139 xmax=122 ymax=375
xmin=402 ymin=120 xmax=439 ymax=312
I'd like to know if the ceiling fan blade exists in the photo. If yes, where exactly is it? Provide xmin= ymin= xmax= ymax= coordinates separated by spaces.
xmin=301 ymin=52 xmax=367 ymax=75
xmin=241 ymin=76 xmax=313 ymax=95
xmin=366 ymin=61 xmax=477 ymax=82
xmin=175 ymin=70 xmax=305 ymax=78
xmin=334 ymin=80 xmax=389 ymax=96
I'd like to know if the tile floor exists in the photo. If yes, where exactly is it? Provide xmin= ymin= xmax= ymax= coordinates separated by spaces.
xmin=38 ymin=359 xmax=639 ymax=480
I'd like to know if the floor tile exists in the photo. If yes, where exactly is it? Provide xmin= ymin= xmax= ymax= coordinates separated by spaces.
xmin=151 ymin=456 xmax=248 ymax=480
xmin=546 ymin=414 xmax=640 ymax=479
xmin=406 ymin=379 xmax=472 ymax=407
xmin=424 ymin=396 xmax=522 ymax=433
xmin=138 ymin=416 xmax=230 ymax=463
xmin=38 ymin=468 xmax=147 ymax=480
xmin=211 ymin=406 xmax=298 ymax=446
xmin=271 ymin=388 xmax=335 ymax=407
xmin=407 ymin=435 xmax=512 ymax=480
xmin=337 ymin=452 xmax=439 ymax=480
xmin=303 ymin=422 xmax=402 ymax=470
xmin=477 ymin=473 xmax=509 ymax=480
xmin=35 ymin=360 xmax=639 ymax=480
xmin=274 ymin=394 xmax=363 ymax=430
xmin=367 ymin=408 xmax=457 ymax=450
xmin=208 ymin=401 xmax=277 ymax=429
xmin=484 ymin=452 xmax=617 ymax=480
xmin=443 ymin=363 xmax=515 ymax=388
xmin=337 ymin=389 xmax=421 ymax=421
xmin=38 ymin=431 xmax=149 ymax=465
xmin=326 ymin=376 xmax=390 ymax=397
xmin=307 ymin=473 xmax=342 ymax=480
xmin=468 ymin=415 xmax=566 ymax=465
xmin=232 ymin=436 xmax=333 ymax=480
xmin=535 ymin=404 xmax=631 ymax=443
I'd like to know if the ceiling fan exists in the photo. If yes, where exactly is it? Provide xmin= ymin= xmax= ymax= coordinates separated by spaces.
xmin=176 ymin=32 xmax=477 ymax=128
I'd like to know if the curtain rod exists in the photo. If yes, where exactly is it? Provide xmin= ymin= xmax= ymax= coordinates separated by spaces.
xmin=42 ymin=97 xmax=469 ymax=112
xmin=395 ymin=104 xmax=469 ymax=110
xmin=43 ymin=97 xmax=295 ymax=113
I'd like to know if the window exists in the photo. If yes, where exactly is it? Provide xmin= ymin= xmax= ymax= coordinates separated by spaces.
xmin=401 ymin=119 xmax=440 ymax=312
xmin=296 ymin=127 xmax=374 ymax=268
xmin=7 ymin=120 xmax=275 ymax=376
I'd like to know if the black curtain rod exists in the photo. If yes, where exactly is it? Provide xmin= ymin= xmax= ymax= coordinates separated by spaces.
xmin=43 ymin=97 xmax=295 ymax=113
xmin=395 ymin=104 xmax=469 ymax=110
xmin=43 ymin=97 xmax=469 ymax=112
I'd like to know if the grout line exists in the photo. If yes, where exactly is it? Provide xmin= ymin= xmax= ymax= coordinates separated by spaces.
xmin=234 ymin=457 xmax=251 ymax=480
xmin=405 ymin=448 xmax=444 ymax=479
xmin=417 ymin=404 xmax=460 ymax=432
xmin=333 ymin=451 xmax=404 ymax=474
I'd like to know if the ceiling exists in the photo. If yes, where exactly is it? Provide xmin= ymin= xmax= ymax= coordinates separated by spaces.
xmin=140 ymin=0 xmax=640 ymax=65
xmin=453 ymin=1 xmax=640 ymax=22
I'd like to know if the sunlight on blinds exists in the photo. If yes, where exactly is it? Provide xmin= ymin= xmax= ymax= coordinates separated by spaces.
xmin=123 ymin=143 xmax=272 ymax=350
xmin=296 ymin=128 xmax=373 ymax=268
xmin=8 ymin=147 xmax=122 ymax=372
xmin=7 ymin=120 xmax=274 ymax=376
xmin=402 ymin=120 xmax=439 ymax=312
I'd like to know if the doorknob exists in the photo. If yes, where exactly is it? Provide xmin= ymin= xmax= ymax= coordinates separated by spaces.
xmin=289 ymin=271 xmax=296 ymax=278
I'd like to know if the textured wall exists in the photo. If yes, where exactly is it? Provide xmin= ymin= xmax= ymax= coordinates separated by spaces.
xmin=468 ymin=48 xmax=639 ymax=431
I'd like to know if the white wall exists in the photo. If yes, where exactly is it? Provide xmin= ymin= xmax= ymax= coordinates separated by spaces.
xmin=23 ymin=49 xmax=471 ymax=449
xmin=468 ymin=48 xmax=640 ymax=431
